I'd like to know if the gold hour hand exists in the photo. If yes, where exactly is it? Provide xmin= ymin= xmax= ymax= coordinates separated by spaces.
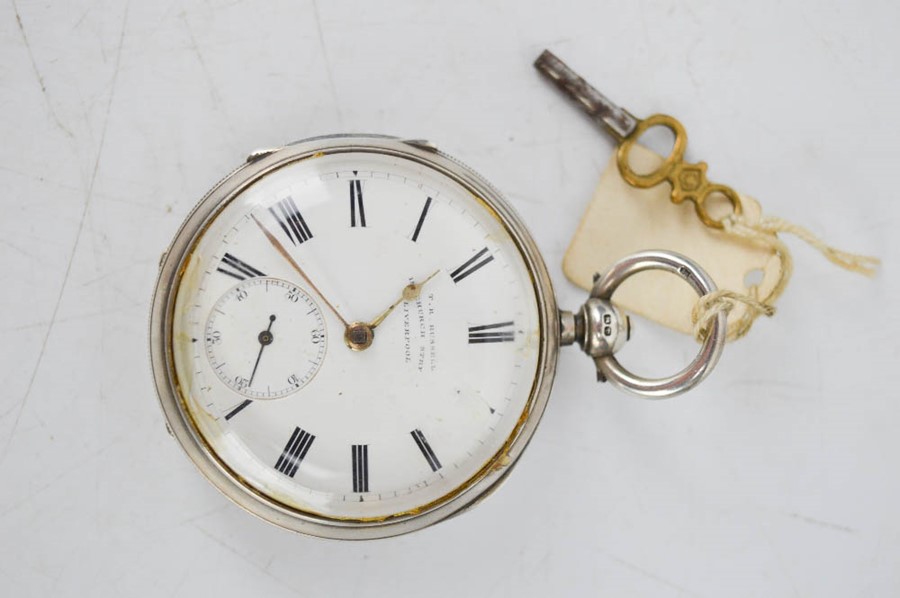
xmin=343 ymin=271 xmax=440 ymax=352
xmin=368 ymin=270 xmax=440 ymax=329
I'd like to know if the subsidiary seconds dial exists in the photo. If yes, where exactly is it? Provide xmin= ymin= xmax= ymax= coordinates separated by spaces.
xmin=205 ymin=277 xmax=326 ymax=399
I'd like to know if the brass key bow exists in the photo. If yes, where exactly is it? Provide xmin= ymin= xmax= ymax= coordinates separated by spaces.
xmin=535 ymin=50 xmax=743 ymax=229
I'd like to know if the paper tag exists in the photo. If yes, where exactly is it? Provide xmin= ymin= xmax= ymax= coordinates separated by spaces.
xmin=563 ymin=144 xmax=781 ymax=336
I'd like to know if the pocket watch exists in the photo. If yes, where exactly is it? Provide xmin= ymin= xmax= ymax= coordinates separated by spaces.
xmin=150 ymin=134 xmax=726 ymax=539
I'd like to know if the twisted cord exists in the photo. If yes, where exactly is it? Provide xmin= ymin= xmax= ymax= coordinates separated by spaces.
xmin=692 ymin=213 xmax=879 ymax=341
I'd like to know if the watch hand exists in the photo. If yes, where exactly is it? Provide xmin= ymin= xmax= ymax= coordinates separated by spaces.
xmin=344 ymin=270 xmax=440 ymax=352
xmin=248 ymin=314 xmax=276 ymax=388
xmin=251 ymin=213 xmax=350 ymax=328
xmin=368 ymin=270 xmax=440 ymax=329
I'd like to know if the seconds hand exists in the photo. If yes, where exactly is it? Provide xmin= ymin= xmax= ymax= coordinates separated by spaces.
xmin=248 ymin=314 xmax=276 ymax=388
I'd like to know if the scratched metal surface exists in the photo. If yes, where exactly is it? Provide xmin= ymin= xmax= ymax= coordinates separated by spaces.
xmin=1 ymin=1 xmax=898 ymax=596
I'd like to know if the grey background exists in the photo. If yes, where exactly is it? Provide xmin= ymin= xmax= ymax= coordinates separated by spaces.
xmin=2 ymin=0 xmax=897 ymax=596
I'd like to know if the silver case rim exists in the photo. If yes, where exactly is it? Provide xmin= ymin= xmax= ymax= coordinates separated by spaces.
xmin=149 ymin=135 xmax=559 ymax=539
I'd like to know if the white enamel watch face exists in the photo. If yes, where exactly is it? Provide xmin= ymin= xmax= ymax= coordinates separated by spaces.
xmin=152 ymin=136 xmax=559 ymax=538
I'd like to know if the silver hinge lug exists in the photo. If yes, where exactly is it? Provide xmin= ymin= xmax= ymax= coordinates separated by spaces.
xmin=246 ymin=147 xmax=282 ymax=163
xmin=402 ymin=139 xmax=439 ymax=153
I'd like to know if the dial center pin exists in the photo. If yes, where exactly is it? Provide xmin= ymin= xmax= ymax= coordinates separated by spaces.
xmin=344 ymin=322 xmax=374 ymax=351
xmin=258 ymin=315 xmax=276 ymax=346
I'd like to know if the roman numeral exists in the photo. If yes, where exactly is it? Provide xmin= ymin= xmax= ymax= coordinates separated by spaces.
xmin=352 ymin=444 xmax=369 ymax=493
xmin=411 ymin=429 xmax=442 ymax=472
xmin=450 ymin=247 xmax=494 ymax=283
xmin=411 ymin=196 xmax=432 ymax=242
xmin=217 ymin=253 xmax=265 ymax=281
xmin=268 ymin=196 xmax=313 ymax=245
xmin=274 ymin=427 xmax=315 ymax=477
xmin=349 ymin=177 xmax=366 ymax=227
xmin=468 ymin=321 xmax=516 ymax=344
xmin=224 ymin=399 xmax=252 ymax=420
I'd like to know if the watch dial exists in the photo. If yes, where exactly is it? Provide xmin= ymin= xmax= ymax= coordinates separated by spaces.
xmin=170 ymin=148 xmax=543 ymax=520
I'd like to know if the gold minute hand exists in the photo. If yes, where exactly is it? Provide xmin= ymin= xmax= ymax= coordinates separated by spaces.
xmin=250 ymin=213 xmax=350 ymax=329
xmin=368 ymin=270 xmax=440 ymax=329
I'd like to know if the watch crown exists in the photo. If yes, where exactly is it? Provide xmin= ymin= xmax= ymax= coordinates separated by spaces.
xmin=578 ymin=297 xmax=629 ymax=359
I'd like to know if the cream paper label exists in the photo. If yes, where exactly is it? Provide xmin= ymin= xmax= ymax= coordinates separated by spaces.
xmin=563 ymin=144 xmax=780 ymax=336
